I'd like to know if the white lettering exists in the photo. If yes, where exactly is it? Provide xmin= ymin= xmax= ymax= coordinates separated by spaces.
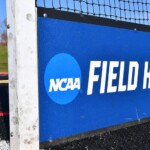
xmin=87 ymin=61 xmax=101 ymax=95
xmin=49 ymin=78 xmax=80 ymax=92
xmin=127 ymin=61 xmax=139 ymax=91
xmin=143 ymin=62 xmax=150 ymax=89
xmin=107 ymin=61 xmax=119 ymax=93
xmin=100 ymin=61 xmax=107 ymax=94
xmin=118 ymin=61 xmax=126 ymax=92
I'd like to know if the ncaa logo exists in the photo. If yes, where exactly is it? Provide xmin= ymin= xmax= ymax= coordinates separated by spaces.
xmin=44 ymin=53 xmax=82 ymax=104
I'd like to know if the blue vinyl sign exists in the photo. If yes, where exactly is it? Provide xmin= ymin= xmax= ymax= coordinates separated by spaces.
xmin=38 ymin=14 xmax=150 ymax=142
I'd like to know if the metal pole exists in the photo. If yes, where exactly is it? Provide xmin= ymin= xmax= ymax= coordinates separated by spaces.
xmin=6 ymin=0 xmax=39 ymax=149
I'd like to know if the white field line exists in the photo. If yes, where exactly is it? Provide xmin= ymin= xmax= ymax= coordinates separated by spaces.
xmin=0 ymin=80 xmax=9 ymax=84
xmin=0 ymin=140 xmax=9 ymax=150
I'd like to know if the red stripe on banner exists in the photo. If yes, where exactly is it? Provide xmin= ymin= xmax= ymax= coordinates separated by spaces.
xmin=0 ymin=112 xmax=9 ymax=117
xmin=0 ymin=72 xmax=8 ymax=75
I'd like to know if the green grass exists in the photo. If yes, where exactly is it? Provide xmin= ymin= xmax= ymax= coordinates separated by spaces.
xmin=0 ymin=45 xmax=8 ymax=72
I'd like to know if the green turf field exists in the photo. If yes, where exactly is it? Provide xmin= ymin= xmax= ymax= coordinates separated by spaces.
xmin=0 ymin=45 xmax=8 ymax=72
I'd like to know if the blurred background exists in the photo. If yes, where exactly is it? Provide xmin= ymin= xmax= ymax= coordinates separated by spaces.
xmin=0 ymin=1 xmax=9 ymax=149
xmin=0 ymin=0 xmax=8 ymax=73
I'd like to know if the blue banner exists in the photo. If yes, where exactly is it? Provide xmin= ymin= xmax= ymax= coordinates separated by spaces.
xmin=38 ymin=16 xmax=150 ymax=142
